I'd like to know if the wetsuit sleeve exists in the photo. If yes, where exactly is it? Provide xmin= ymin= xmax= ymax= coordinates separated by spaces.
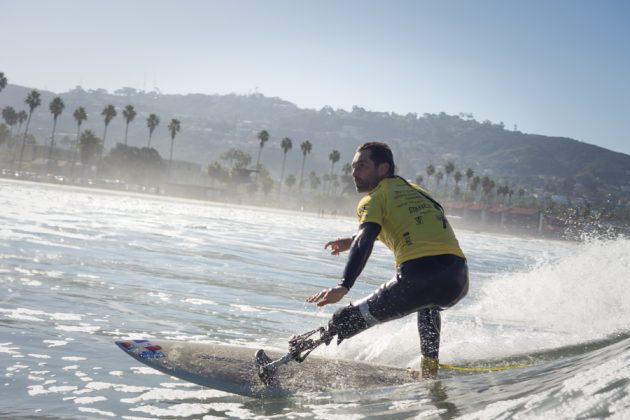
xmin=338 ymin=222 xmax=382 ymax=290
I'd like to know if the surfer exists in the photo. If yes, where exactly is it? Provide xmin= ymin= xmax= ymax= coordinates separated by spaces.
xmin=305 ymin=142 xmax=469 ymax=379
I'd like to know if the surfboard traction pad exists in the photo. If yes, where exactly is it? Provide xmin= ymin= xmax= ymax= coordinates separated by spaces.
xmin=116 ymin=339 xmax=416 ymax=397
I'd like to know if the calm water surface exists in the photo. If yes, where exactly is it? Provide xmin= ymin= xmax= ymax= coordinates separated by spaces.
xmin=1 ymin=179 xmax=629 ymax=419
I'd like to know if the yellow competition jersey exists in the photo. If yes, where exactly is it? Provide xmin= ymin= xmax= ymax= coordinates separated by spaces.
xmin=356 ymin=177 xmax=465 ymax=266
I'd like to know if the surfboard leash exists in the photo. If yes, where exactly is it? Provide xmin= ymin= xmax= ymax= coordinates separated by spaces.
xmin=439 ymin=362 xmax=529 ymax=372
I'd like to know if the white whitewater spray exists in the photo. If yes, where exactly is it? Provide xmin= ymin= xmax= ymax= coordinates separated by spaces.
xmin=320 ymin=237 xmax=630 ymax=368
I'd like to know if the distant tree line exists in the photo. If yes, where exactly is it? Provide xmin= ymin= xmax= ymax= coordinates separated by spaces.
xmin=2 ymin=70 xmax=629 ymax=230
xmin=205 ymin=128 xmax=351 ymax=197
xmin=417 ymin=161 xmax=525 ymax=205
xmin=0 ymin=72 xmax=181 ymax=182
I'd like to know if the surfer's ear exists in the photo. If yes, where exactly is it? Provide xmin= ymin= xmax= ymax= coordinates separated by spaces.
xmin=377 ymin=162 xmax=390 ymax=178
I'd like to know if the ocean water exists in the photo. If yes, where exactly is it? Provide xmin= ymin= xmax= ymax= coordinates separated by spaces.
xmin=1 ymin=178 xmax=629 ymax=419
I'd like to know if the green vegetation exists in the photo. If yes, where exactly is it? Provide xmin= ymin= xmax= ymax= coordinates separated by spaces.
xmin=278 ymin=137 xmax=292 ymax=193
xmin=299 ymin=140 xmax=312 ymax=190
xmin=100 ymin=104 xmax=117 ymax=153
xmin=71 ymin=107 xmax=88 ymax=175
xmin=167 ymin=118 xmax=181 ymax=172
xmin=18 ymin=90 xmax=41 ymax=171
xmin=146 ymin=113 xmax=159 ymax=147
xmin=47 ymin=96 xmax=65 ymax=170
xmin=78 ymin=129 xmax=101 ymax=173
xmin=0 ymin=70 xmax=629 ymax=237
xmin=255 ymin=130 xmax=269 ymax=170
xmin=2 ymin=106 xmax=18 ymax=134
xmin=122 ymin=105 xmax=136 ymax=146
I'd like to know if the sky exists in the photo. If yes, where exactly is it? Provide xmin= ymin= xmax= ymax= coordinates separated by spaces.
xmin=1 ymin=0 xmax=629 ymax=155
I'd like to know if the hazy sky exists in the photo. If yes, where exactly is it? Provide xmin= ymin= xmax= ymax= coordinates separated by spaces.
xmin=2 ymin=0 xmax=629 ymax=154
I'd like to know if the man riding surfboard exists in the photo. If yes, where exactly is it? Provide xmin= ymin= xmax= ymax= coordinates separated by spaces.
xmin=305 ymin=142 xmax=469 ymax=379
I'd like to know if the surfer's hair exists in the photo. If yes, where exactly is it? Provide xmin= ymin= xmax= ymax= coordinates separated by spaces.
xmin=357 ymin=142 xmax=395 ymax=176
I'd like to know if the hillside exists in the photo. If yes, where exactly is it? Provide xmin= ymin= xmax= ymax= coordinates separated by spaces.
xmin=1 ymin=84 xmax=629 ymax=196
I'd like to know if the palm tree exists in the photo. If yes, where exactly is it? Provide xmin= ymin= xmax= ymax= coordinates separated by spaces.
xmin=17 ymin=90 xmax=41 ymax=171
xmin=78 ymin=129 xmax=101 ymax=176
xmin=453 ymin=171 xmax=463 ymax=198
xmin=0 ymin=125 xmax=8 ymax=148
xmin=146 ymin=113 xmax=160 ymax=147
xmin=167 ymin=118 xmax=181 ymax=172
xmin=261 ymin=172 xmax=274 ymax=196
xmin=2 ymin=106 xmax=18 ymax=134
xmin=330 ymin=174 xmax=340 ymax=196
xmin=470 ymin=176 xmax=481 ymax=201
xmin=497 ymin=185 xmax=509 ymax=204
xmin=71 ymin=107 xmax=88 ymax=176
xmin=328 ymin=149 xmax=341 ymax=194
xmin=101 ymin=104 xmax=117 ymax=153
xmin=0 ymin=72 xmax=7 ymax=93
xmin=285 ymin=174 xmax=297 ymax=191
xmin=255 ymin=130 xmax=269 ymax=170
xmin=309 ymin=171 xmax=321 ymax=191
xmin=444 ymin=161 xmax=455 ymax=194
xmin=481 ymin=176 xmax=495 ymax=202
xmin=435 ymin=171 xmax=444 ymax=192
xmin=426 ymin=164 xmax=435 ymax=189
xmin=47 ymin=97 xmax=65 ymax=171
xmin=122 ymin=105 xmax=136 ymax=145
xmin=298 ymin=140 xmax=312 ymax=190
xmin=278 ymin=137 xmax=292 ymax=192
xmin=17 ymin=110 xmax=27 ymax=135
xmin=465 ymin=168 xmax=474 ymax=200
xmin=465 ymin=168 xmax=474 ymax=183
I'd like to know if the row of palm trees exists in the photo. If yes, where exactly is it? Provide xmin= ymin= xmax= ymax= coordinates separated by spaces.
xmin=418 ymin=161 xmax=520 ymax=204
xmin=0 ymin=71 xmax=514 ymax=202
xmin=248 ymin=130 xmax=518 ymax=202
xmin=1 ymin=83 xmax=182 ymax=173
xmin=254 ymin=129 xmax=316 ymax=192
xmin=251 ymin=129 xmax=348 ymax=194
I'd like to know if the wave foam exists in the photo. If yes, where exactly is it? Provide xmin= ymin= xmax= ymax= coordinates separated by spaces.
xmin=319 ymin=238 xmax=630 ymax=366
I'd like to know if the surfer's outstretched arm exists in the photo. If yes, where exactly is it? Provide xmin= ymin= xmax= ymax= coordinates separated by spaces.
xmin=338 ymin=222 xmax=381 ymax=290
xmin=325 ymin=237 xmax=353 ymax=255
xmin=306 ymin=222 xmax=381 ymax=307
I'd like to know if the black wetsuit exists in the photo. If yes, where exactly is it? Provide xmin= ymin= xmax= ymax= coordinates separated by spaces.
xmin=353 ymin=253 xmax=468 ymax=359
xmin=328 ymin=184 xmax=469 ymax=359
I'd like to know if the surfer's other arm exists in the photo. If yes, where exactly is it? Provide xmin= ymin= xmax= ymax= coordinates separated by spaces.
xmin=307 ymin=222 xmax=381 ymax=306
xmin=325 ymin=236 xmax=353 ymax=255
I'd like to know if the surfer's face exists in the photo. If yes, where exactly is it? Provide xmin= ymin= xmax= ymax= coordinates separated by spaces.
xmin=351 ymin=150 xmax=388 ymax=193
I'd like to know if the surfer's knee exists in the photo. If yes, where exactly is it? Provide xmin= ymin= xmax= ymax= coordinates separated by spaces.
xmin=328 ymin=300 xmax=377 ymax=344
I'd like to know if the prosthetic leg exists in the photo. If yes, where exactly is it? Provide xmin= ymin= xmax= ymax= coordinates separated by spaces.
xmin=255 ymin=303 xmax=369 ymax=385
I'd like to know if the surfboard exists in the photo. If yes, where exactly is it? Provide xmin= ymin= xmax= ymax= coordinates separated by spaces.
xmin=115 ymin=339 xmax=417 ymax=397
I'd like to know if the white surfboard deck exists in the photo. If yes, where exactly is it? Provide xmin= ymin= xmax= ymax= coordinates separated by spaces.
xmin=116 ymin=339 xmax=417 ymax=397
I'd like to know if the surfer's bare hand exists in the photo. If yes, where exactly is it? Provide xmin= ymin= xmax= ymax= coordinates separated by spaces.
xmin=306 ymin=286 xmax=348 ymax=307
xmin=325 ymin=237 xmax=353 ymax=255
